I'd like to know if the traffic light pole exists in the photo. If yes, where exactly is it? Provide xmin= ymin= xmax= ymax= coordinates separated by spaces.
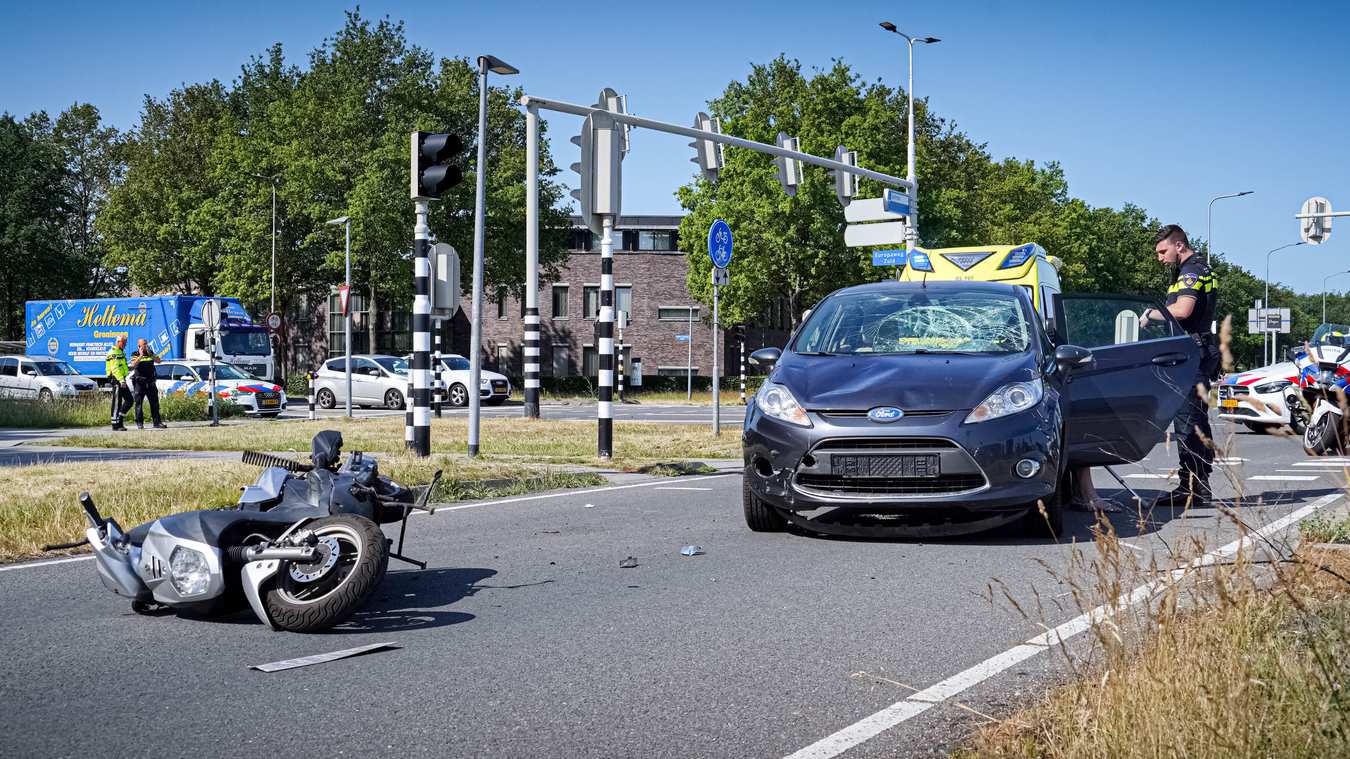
xmin=597 ymin=216 xmax=615 ymax=459
xmin=523 ymin=103 xmax=542 ymax=419
xmin=411 ymin=200 xmax=432 ymax=457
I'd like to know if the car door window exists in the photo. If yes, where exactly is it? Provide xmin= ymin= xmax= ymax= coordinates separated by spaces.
xmin=325 ymin=358 xmax=346 ymax=373
xmin=353 ymin=358 xmax=380 ymax=376
xmin=155 ymin=364 xmax=175 ymax=381
xmin=0 ymin=358 xmax=16 ymax=378
xmin=1058 ymin=294 xmax=1199 ymax=467
xmin=171 ymin=366 xmax=197 ymax=381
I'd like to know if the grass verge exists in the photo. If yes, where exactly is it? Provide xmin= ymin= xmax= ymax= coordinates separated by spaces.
xmin=0 ymin=395 xmax=245 ymax=428
xmin=0 ymin=455 xmax=604 ymax=563
xmin=51 ymin=416 xmax=741 ymax=471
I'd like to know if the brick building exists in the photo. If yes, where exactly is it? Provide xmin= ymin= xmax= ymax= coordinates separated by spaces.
xmin=283 ymin=212 xmax=790 ymax=387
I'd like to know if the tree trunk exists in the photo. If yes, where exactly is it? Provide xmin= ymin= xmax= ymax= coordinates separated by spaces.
xmin=367 ymin=285 xmax=378 ymax=354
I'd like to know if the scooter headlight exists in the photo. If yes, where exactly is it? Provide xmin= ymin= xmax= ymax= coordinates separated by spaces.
xmin=168 ymin=546 xmax=211 ymax=596
xmin=965 ymin=379 xmax=1044 ymax=424
xmin=756 ymin=382 xmax=812 ymax=428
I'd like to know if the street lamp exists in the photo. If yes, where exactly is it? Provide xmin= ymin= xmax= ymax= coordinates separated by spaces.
xmin=251 ymin=173 xmax=280 ymax=313
xmin=879 ymin=22 xmax=939 ymax=249
xmin=467 ymin=54 xmax=518 ymax=458
xmin=326 ymin=215 xmax=353 ymax=418
xmin=1323 ymin=269 xmax=1350 ymax=324
xmin=1207 ymin=190 xmax=1253 ymax=264
xmin=1264 ymin=240 xmax=1305 ymax=365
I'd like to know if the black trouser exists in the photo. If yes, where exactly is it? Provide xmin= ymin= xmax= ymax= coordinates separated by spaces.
xmin=109 ymin=381 xmax=131 ymax=425
xmin=1173 ymin=342 xmax=1220 ymax=493
xmin=132 ymin=376 xmax=161 ymax=425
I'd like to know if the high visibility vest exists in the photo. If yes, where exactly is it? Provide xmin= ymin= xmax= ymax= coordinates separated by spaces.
xmin=106 ymin=347 xmax=129 ymax=381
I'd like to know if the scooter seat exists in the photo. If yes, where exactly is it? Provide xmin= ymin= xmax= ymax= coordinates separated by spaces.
xmin=127 ymin=521 xmax=154 ymax=547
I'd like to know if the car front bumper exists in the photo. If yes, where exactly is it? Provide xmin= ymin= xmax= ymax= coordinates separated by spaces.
xmin=1216 ymin=386 xmax=1289 ymax=425
xmin=743 ymin=400 xmax=1063 ymax=520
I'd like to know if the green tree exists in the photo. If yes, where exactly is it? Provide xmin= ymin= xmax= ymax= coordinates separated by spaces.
xmin=0 ymin=114 xmax=71 ymax=338
xmin=52 ymin=103 xmax=126 ymax=296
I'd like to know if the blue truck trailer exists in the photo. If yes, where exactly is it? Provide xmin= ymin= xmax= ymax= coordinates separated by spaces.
xmin=24 ymin=296 xmax=276 ymax=382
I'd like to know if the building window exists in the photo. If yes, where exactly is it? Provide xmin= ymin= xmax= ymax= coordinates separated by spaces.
xmin=328 ymin=291 xmax=370 ymax=356
xmin=583 ymin=285 xmax=633 ymax=319
xmin=658 ymin=306 xmax=699 ymax=321
xmin=496 ymin=296 xmax=507 ymax=320
xmin=582 ymin=344 xmax=597 ymax=378
xmin=551 ymin=343 xmax=570 ymax=377
xmin=571 ymin=229 xmax=593 ymax=251
xmin=658 ymin=366 xmax=697 ymax=377
xmin=496 ymin=343 xmax=512 ymax=373
xmin=552 ymin=285 xmax=569 ymax=319
xmin=638 ymin=231 xmax=677 ymax=251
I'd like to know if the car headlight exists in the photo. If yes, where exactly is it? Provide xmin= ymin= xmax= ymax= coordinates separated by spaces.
xmin=1253 ymin=379 xmax=1292 ymax=394
xmin=964 ymin=378 xmax=1044 ymax=424
xmin=168 ymin=546 xmax=211 ymax=596
xmin=756 ymin=382 xmax=811 ymax=427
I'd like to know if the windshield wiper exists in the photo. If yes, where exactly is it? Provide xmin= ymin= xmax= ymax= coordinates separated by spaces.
xmin=795 ymin=351 xmax=837 ymax=357
xmin=910 ymin=348 xmax=983 ymax=355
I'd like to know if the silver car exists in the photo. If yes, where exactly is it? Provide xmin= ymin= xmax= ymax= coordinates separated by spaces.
xmin=0 ymin=356 xmax=99 ymax=401
xmin=313 ymin=354 xmax=411 ymax=410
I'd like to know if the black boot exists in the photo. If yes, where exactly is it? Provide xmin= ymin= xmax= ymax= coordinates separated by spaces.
xmin=1152 ymin=484 xmax=1211 ymax=509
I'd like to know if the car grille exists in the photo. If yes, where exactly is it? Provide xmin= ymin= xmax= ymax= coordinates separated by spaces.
xmin=240 ymin=364 xmax=267 ymax=378
xmin=812 ymin=438 xmax=958 ymax=451
xmin=794 ymin=473 xmax=986 ymax=496
xmin=1218 ymin=385 xmax=1249 ymax=400
xmin=814 ymin=409 xmax=952 ymax=419
xmin=491 ymin=380 xmax=508 ymax=392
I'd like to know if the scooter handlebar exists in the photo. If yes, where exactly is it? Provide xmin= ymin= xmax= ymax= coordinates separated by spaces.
xmin=78 ymin=492 xmax=103 ymax=529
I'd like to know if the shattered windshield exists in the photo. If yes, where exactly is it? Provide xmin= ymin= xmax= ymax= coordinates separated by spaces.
xmin=793 ymin=289 xmax=1031 ymax=355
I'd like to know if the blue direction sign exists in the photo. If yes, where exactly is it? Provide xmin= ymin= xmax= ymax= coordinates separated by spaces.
xmin=676 ymin=334 xmax=691 ymax=343
xmin=707 ymin=218 xmax=733 ymax=269
xmin=871 ymin=248 xmax=908 ymax=267
xmin=883 ymin=188 xmax=912 ymax=217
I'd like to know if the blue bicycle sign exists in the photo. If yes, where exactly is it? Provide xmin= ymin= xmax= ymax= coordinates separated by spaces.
xmin=707 ymin=219 xmax=733 ymax=269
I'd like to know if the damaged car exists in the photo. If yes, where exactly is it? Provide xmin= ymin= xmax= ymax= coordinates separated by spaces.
xmin=742 ymin=280 xmax=1200 ymax=537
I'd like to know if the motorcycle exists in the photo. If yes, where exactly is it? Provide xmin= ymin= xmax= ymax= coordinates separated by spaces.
xmin=1292 ymin=339 xmax=1350 ymax=456
xmin=58 ymin=431 xmax=439 ymax=632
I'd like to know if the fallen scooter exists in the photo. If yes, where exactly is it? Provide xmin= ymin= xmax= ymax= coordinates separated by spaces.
xmin=1293 ymin=342 xmax=1350 ymax=456
xmin=59 ymin=431 xmax=440 ymax=632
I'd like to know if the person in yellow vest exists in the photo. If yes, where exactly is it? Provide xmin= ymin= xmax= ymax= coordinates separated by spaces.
xmin=106 ymin=336 xmax=131 ymax=431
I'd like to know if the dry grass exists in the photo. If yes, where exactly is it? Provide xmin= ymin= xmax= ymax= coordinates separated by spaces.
xmin=50 ymin=416 xmax=742 ymax=470
xmin=0 ymin=455 xmax=604 ymax=563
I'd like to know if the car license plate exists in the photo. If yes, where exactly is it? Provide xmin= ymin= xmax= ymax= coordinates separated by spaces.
xmin=1221 ymin=399 xmax=1239 ymax=409
xmin=830 ymin=454 xmax=940 ymax=478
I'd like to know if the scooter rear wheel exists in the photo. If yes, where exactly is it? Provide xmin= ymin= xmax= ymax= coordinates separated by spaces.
xmin=264 ymin=515 xmax=388 ymax=633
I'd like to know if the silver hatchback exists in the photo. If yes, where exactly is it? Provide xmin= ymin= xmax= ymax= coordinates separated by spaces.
xmin=0 ymin=356 xmax=100 ymax=401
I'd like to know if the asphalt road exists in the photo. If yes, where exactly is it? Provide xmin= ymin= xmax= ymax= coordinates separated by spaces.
xmin=0 ymin=419 xmax=1344 ymax=757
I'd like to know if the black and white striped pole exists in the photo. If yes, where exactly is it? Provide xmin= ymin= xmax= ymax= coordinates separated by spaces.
xmin=307 ymin=370 xmax=316 ymax=420
xmin=739 ymin=337 xmax=746 ymax=405
xmin=523 ymin=102 xmax=542 ymax=419
xmin=411 ymin=198 xmax=432 ymax=456
xmin=597 ymin=216 xmax=615 ymax=458
xmin=616 ymin=313 xmax=625 ymax=404
xmin=433 ymin=341 xmax=443 ymax=418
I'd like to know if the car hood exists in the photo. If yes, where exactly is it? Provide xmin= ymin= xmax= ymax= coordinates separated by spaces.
xmin=165 ymin=378 xmax=283 ymax=396
xmin=1222 ymin=362 xmax=1299 ymax=386
xmin=772 ymin=351 xmax=1039 ymax=411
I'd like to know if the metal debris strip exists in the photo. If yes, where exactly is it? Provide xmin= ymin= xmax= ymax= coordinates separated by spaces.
xmin=679 ymin=545 xmax=705 ymax=556
xmin=251 ymin=642 xmax=400 ymax=673
xmin=619 ymin=556 xmax=639 ymax=568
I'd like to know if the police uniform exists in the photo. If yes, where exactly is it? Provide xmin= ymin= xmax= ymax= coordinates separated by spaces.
xmin=105 ymin=345 xmax=131 ymax=430
xmin=1165 ymin=256 xmax=1219 ymax=500
xmin=129 ymin=348 xmax=164 ymax=428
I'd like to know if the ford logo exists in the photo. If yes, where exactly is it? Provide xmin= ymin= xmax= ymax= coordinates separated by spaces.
xmin=867 ymin=406 xmax=904 ymax=423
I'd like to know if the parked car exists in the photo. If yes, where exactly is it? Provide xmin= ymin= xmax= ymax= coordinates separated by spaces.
xmin=156 ymin=361 xmax=288 ymax=416
xmin=1217 ymin=361 xmax=1306 ymax=434
xmin=313 ymin=355 xmax=412 ymax=410
xmin=0 ymin=355 xmax=99 ymax=401
xmin=402 ymin=353 xmax=512 ymax=407
xmin=742 ymin=281 xmax=1199 ymax=537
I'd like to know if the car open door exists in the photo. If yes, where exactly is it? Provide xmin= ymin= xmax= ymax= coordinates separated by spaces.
xmin=1054 ymin=294 xmax=1202 ymax=466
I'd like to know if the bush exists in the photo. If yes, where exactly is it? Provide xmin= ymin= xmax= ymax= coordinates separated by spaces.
xmin=284 ymin=373 xmax=312 ymax=398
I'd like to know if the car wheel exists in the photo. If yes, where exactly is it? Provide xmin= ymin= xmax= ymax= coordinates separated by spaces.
xmin=742 ymin=473 xmax=786 ymax=532
xmin=448 ymin=383 xmax=469 ymax=407
xmin=384 ymin=389 xmax=405 ymax=410
xmin=38 ymin=388 xmax=53 ymax=403
xmin=316 ymin=388 xmax=336 ymax=410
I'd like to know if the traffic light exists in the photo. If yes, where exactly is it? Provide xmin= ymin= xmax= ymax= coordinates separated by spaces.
xmin=830 ymin=145 xmax=858 ymax=207
xmin=689 ymin=111 xmax=724 ymax=183
xmin=730 ymin=323 xmax=746 ymax=342
xmin=774 ymin=132 xmax=802 ymax=197
xmin=598 ymin=87 xmax=631 ymax=157
xmin=410 ymin=131 xmax=464 ymax=200
xmin=570 ymin=111 xmax=623 ymax=236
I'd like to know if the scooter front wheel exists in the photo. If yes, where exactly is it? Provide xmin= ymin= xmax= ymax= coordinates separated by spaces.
xmin=264 ymin=515 xmax=389 ymax=633
xmin=1303 ymin=411 xmax=1343 ymax=456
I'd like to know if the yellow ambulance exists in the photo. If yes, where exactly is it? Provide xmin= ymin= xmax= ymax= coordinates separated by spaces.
xmin=897 ymin=243 xmax=1061 ymax=321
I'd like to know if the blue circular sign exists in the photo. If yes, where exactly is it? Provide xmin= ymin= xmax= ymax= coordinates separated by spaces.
xmin=707 ymin=219 xmax=733 ymax=269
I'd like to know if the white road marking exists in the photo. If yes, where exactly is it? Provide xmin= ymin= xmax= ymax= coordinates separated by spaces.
xmin=783 ymin=492 xmax=1345 ymax=759
xmin=1249 ymin=475 xmax=1321 ymax=481
xmin=1292 ymin=461 xmax=1350 ymax=467
xmin=1118 ymin=542 xmax=1147 ymax=553
xmin=653 ymin=486 xmax=714 ymax=491
xmin=1123 ymin=474 xmax=1171 ymax=480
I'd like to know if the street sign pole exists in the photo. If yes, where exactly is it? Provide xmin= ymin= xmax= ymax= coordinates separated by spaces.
xmin=713 ymin=272 xmax=720 ymax=436
xmin=707 ymin=219 xmax=733 ymax=436
xmin=687 ymin=308 xmax=693 ymax=401
xmin=202 ymin=299 xmax=221 ymax=427
xmin=523 ymin=102 xmax=542 ymax=419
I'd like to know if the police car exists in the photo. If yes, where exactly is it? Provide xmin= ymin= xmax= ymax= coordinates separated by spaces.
xmin=1217 ymin=362 xmax=1306 ymax=434
xmin=155 ymin=361 xmax=288 ymax=417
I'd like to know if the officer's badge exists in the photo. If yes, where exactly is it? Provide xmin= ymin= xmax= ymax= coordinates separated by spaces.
xmin=1180 ymin=273 xmax=1200 ymax=288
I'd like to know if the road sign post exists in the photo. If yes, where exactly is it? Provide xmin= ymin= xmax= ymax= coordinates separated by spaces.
xmin=708 ymin=220 xmax=733 ymax=437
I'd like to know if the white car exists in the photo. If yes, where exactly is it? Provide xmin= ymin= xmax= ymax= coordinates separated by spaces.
xmin=1217 ymin=361 xmax=1306 ymax=434
xmin=405 ymin=353 xmax=512 ymax=407
xmin=313 ymin=354 xmax=412 ymax=410
xmin=156 ymin=361 xmax=288 ymax=417
xmin=0 ymin=356 xmax=99 ymax=401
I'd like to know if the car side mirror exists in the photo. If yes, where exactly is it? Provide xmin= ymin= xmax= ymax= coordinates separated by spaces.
xmin=749 ymin=347 xmax=782 ymax=368
xmin=1054 ymin=344 xmax=1094 ymax=371
xmin=21 ymin=368 xmax=36 ymax=376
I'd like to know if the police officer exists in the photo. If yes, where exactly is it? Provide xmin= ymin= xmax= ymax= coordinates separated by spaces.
xmin=1140 ymin=224 xmax=1220 ymax=507
xmin=129 ymin=338 xmax=166 ymax=430
xmin=105 ymin=336 xmax=131 ymax=432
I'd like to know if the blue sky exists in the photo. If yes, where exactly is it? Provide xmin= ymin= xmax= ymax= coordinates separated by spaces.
xmin=4 ymin=0 xmax=1347 ymax=296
